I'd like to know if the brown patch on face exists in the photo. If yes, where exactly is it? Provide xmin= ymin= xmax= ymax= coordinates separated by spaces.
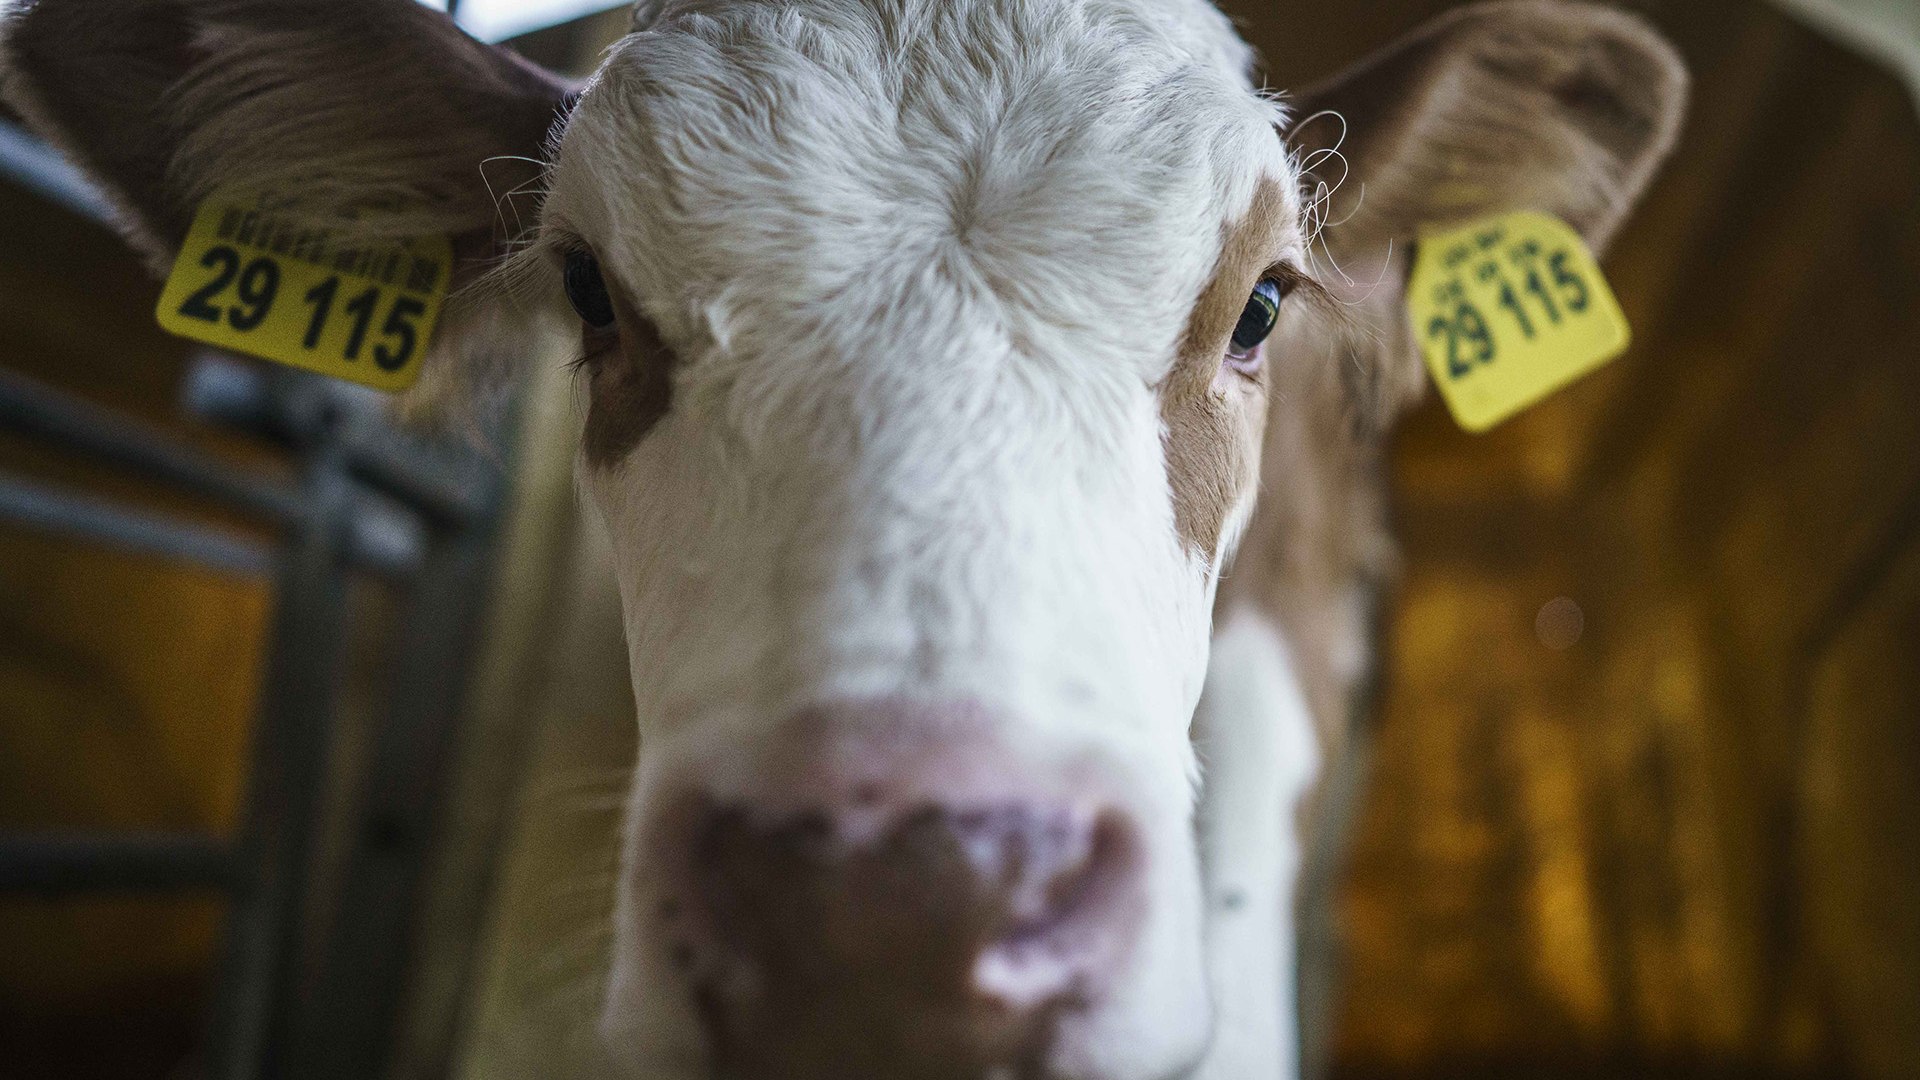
xmin=1160 ymin=178 xmax=1291 ymax=561
xmin=582 ymin=287 xmax=675 ymax=468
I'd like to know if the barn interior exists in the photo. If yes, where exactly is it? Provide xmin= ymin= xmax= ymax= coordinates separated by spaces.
xmin=0 ymin=1 xmax=1915 ymax=1079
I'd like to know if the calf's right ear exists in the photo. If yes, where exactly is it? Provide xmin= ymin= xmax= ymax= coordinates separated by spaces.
xmin=0 ymin=0 xmax=573 ymax=276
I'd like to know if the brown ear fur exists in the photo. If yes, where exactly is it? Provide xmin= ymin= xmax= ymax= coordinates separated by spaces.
xmin=0 ymin=0 xmax=574 ymax=274
xmin=1289 ymin=1 xmax=1688 ymax=265
xmin=1277 ymin=1 xmax=1684 ymax=424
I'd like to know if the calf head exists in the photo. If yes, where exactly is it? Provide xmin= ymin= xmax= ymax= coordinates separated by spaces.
xmin=1 ymin=1 xmax=1682 ymax=1077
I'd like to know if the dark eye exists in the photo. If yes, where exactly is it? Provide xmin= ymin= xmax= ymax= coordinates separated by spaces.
xmin=564 ymin=249 xmax=617 ymax=329
xmin=1229 ymin=277 xmax=1287 ymax=356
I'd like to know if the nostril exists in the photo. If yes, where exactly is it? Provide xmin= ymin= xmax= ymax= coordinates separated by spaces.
xmin=972 ymin=810 xmax=1137 ymax=1008
xmin=946 ymin=804 xmax=1099 ymax=924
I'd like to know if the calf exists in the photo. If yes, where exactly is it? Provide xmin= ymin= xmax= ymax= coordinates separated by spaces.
xmin=0 ymin=1 xmax=1683 ymax=1077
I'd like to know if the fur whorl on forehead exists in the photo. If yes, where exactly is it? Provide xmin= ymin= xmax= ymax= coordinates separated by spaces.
xmin=551 ymin=0 xmax=1290 ymax=397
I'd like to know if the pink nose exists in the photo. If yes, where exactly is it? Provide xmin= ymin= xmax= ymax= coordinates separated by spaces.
xmin=662 ymin=705 xmax=1141 ymax=1078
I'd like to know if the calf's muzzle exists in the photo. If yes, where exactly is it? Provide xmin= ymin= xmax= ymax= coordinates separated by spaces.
xmin=655 ymin=702 xmax=1146 ymax=1079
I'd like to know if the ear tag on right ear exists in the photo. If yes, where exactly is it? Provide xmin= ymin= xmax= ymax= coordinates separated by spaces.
xmin=156 ymin=198 xmax=452 ymax=392
xmin=1407 ymin=210 xmax=1631 ymax=432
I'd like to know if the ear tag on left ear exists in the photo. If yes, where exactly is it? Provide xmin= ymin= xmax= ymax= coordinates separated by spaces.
xmin=156 ymin=198 xmax=452 ymax=392
xmin=1407 ymin=210 xmax=1630 ymax=432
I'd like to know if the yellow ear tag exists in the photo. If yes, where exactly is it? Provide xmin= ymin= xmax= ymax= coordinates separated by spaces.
xmin=1407 ymin=210 xmax=1630 ymax=432
xmin=156 ymin=198 xmax=452 ymax=392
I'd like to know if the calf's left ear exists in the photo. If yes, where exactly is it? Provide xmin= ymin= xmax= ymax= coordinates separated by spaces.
xmin=1287 ymin=0 xmax=1688 ymax=264
xmin=1280 ymin=1 xmax=1687 ymax=427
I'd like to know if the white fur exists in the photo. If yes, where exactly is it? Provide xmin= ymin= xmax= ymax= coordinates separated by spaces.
xmin=520 ymin=1 xmax=1304 ymax=1076
xmin=1192 ymin=609 xmax=1322 ymax=1080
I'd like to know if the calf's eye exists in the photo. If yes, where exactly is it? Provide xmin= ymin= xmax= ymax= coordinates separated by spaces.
xmin=564 ymin=249 xmax=617 ymax=329
xmin=1228 ymin=277 xmax=1288 ymax=357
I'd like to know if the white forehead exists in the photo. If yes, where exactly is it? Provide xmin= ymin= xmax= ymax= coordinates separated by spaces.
xmin=548 ymin=0 xmax=1295 ymax=383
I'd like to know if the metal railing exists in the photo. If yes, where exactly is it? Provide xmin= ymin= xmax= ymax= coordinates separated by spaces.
xmin=0 ymin=119 xmax=511 ymax=1080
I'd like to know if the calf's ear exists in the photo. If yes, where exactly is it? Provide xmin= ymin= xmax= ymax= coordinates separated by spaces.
xmin=0 ymin=0 xmax=576 ymax=416
xmin=1289 ymin=0 xmax=1688 ymax=260
xmin=0 ymin=0 xmax=573 ymax=275
xmin=1281 ymin=1 xmax=1687 ymax=420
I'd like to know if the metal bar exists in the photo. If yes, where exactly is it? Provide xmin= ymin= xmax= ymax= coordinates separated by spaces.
xmin=0 ymin=119 xmax=115 ymax=223
xmin=181 ymin=354 xmax=492 ymax=526
xmin=343 ymin=488 xmax=430 ymax=577
xmin=285 ymin=507 xmax=501 ymax=1080
xmin=203 ymin=433 xmax=357 ymax=1080
xmin=0 ymin=833 xmax=231 ymax=893
xmin=0 ymin=471 xmax=275 ymax=575
xmin=341 ymin=423 xmax=494 ymax=527
xmin=0 ymin=370 xmax=422 ymax=572
xmin=0 ymin=369 xmax=305 ymax=525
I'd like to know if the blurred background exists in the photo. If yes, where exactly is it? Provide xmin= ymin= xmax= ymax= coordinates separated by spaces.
xmin=0 ymin=1 xmax=1914 ymax=1079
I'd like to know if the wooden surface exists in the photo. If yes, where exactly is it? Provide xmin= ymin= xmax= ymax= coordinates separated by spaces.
xmin=1231 ymin=3 xmax=1920 ymax=1078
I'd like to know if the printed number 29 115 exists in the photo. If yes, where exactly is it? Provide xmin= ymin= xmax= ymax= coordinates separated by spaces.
xmin=1407 ymin=210 xmax=1631 ymax=433
xmin=157 ymin=201 xmax=451 ymax=392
